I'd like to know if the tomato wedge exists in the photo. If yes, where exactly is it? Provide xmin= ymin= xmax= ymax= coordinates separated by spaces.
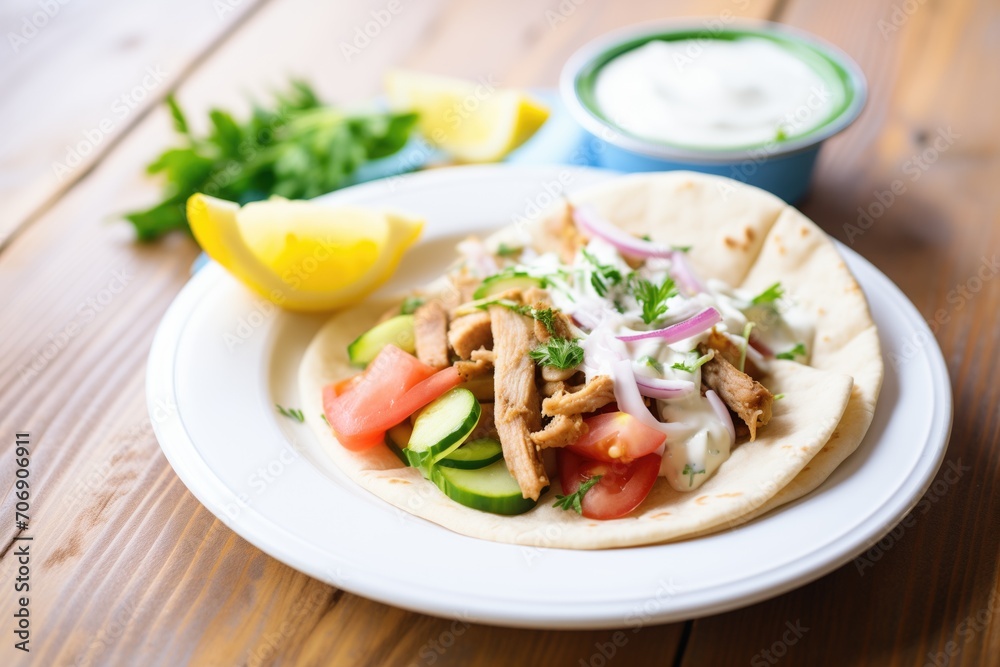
xmin=323 ymin=345 xmax=463 ymax=451
xmin=557 ymin=449 xmax=661 ymax=520
xmin=566 ymin=412 xmax=665 ymax=463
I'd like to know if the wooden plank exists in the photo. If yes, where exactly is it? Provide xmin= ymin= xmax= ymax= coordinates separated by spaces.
xmin=0 ymin=0 xmax=268 ymax=248
xmin=21 ymin=0 xmax=977 ymax=664
xmin=681 ymin=0 xmax=1000 ymax=664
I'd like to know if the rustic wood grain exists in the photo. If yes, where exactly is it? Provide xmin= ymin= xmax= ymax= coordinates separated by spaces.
xmin=0 ymin=0 xmax=270 ymax=249
xmin=0 ymin=0 xmax=995 ymax=665
xmin=1 ymin=1 xmax=765 ymax=664
xmin=681 ymin=0 xmax=1000 ymax=665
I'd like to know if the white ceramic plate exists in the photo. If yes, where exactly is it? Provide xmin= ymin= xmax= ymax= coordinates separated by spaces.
xmin=147 ymin=165 xmax=951 ymax=629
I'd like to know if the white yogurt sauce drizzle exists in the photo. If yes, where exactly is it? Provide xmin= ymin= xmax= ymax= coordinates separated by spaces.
xmin=459 ymin=235 xmax=814 ymax=492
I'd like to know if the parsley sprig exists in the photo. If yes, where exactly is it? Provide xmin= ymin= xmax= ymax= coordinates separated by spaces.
xmin=276 ymin=404 xmax=305 ymax=422
xmin=477 ymin=299 xmax=560 ymax=335
xmin=581 ymin=249 xmax=624 ymax=297
xmin=671 ymin=350 xmax=715 ymax=374
xmin=400 ymin=296 xmax=425 ymax=315
xmin=639 ymin=355 xmax=664 ymax=373
xmin=751 ymin=282 xmax=785 ymax=305
xmin=776 ymin=343 xmax=807 ymax=361
xmin=632 ymin=275 xmax=679 ymax=325
xmin=553 ymin=475 xmax=603 ymax=514
xmin=125 ymin=81 xmax=418 ymax=240
xmin=530 ymin=337 xmax=584 ymax=369
xmin=496 ymin=243 xmax=521 ymax=258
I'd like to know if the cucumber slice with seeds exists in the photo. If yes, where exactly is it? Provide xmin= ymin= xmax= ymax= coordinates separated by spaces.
xmin=431 ymin=460 xmax=538 ymax=515
xmin=438 ymin=438 xmax=503 ymax=470
xmin=405 ymin=388 xmax=481 ymax=470
xmin=347 ymin=315 xmax=415 ymax=367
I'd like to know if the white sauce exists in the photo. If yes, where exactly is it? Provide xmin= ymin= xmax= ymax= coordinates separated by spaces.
xmin=594 ymin=38 xmax=836 ymax=148
xmin=475 ymin=235 xmax=813 ymax=493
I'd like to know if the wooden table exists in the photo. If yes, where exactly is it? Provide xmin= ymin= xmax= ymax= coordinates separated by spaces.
xmin=1 ymin=0 xmax=997 ymax=664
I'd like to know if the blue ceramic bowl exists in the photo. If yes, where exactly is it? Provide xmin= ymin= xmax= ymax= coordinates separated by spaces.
xmin=559 ymin=20 xmax=867 ymax=203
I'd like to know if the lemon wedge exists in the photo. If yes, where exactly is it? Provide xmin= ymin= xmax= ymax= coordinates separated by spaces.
xmin=385 ymin=70 xmax=549 ymax=162
xmin=187 ymin=194 xmax=423 ymax=312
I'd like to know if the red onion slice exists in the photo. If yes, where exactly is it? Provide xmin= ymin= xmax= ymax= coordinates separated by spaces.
xmin=617 ymin=307 xmax=721 ymax=343
xmin=706 ymin=389 xmax=736 ymax=448
xmin=634 ymin=374 xmax=696 ymax=400
xmin=669 ymin=251 xmax=706 ymax=295
xmin=573 ymin=206 xmax=674 ymax=258
xmin=612 ymin=359 xmax=688 ymax=438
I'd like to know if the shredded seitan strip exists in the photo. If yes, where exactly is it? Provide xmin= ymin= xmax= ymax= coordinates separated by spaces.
xmin=535 ymin=200 xmax=586 ymax=264
xmin=704 ymin=329 xmax=764 ymax=379
xmin=533 ymin=310 xmax=573 ymax=343
xmin=489 ymin=303 xmax=548 ymax=500
xmin=699 ymin=350 xmax=773 ymax=441
xmin=413 ymin=301 xmax=450 ymax=369
xmin=470 ymin=347 xmax=495 ymax=363
xmin=443 ymin=269 xmax=481 ymax=309
xmin=530 ymin=413 xmax=588 ymax=449
xmin=542 ymin=375 xmax=616 ymax=417
xmin=448 ymin=311 xmax=493 ymax=359
xmin=454 ymin=358 xmax=492 ymax=381
xmin=540 ymin=380 xmax=566 ymax=398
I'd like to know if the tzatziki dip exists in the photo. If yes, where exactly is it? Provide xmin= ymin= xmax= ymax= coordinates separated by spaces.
xmin=593 ymin=37 xmax=837 ymax=148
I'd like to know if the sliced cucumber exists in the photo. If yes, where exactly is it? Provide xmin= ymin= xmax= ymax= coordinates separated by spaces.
xmin=405 ymin=388 xmax=481 ymax=470
xmin=385 ymin=423 xmax=412 ymax=466
xmin=347 ymin=315 xmax=415 ymax=367
xmin=473 ymin=272 xmax=547 ymax=299
xmin=431 ymin=460 xmax=538 ymax=515
xmin=438 ymin=438 xmax=503 ymax=470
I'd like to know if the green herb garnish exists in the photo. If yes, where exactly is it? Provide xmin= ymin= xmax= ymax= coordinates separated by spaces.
xmin=581 ymin=249 xmax=623 ymax=297
xmin=639 ymin=355 xmax=664 ymax=373
xmin=496 ymin=243 xmax=520 ymax=257
xmin=320 ymin=413 xmax=330 ymax=425
xmin=773 ymin=393 xmax=786 ymax=401
xmin=553 ymin=475 xmax=603 ymax=514
xmin=751 ymin=282 xmax=785 ymax=305
xmin=776 ymin=343 xmax=807 ymax=361
xmin=632 ymin=275 xmax=679 ymax=325
xmin=530 ymin=307 xmax=559 ymax=335
xmin=400 ymin=296 xmax=425 ymax=315
xmin=682 ymin=464 xmax=705 ymax=486
xmin=530 ymin=337 xmax=584 ymax=370
xmin=671 ymin=244 xmax=692 ymax=253
xmin=276 ymin=404 xmax=305 ymax=423
xmin=671 ymin=350 xmax=715 ymax=374
xmin=124 ymin=81 xmax=418 ymax=240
